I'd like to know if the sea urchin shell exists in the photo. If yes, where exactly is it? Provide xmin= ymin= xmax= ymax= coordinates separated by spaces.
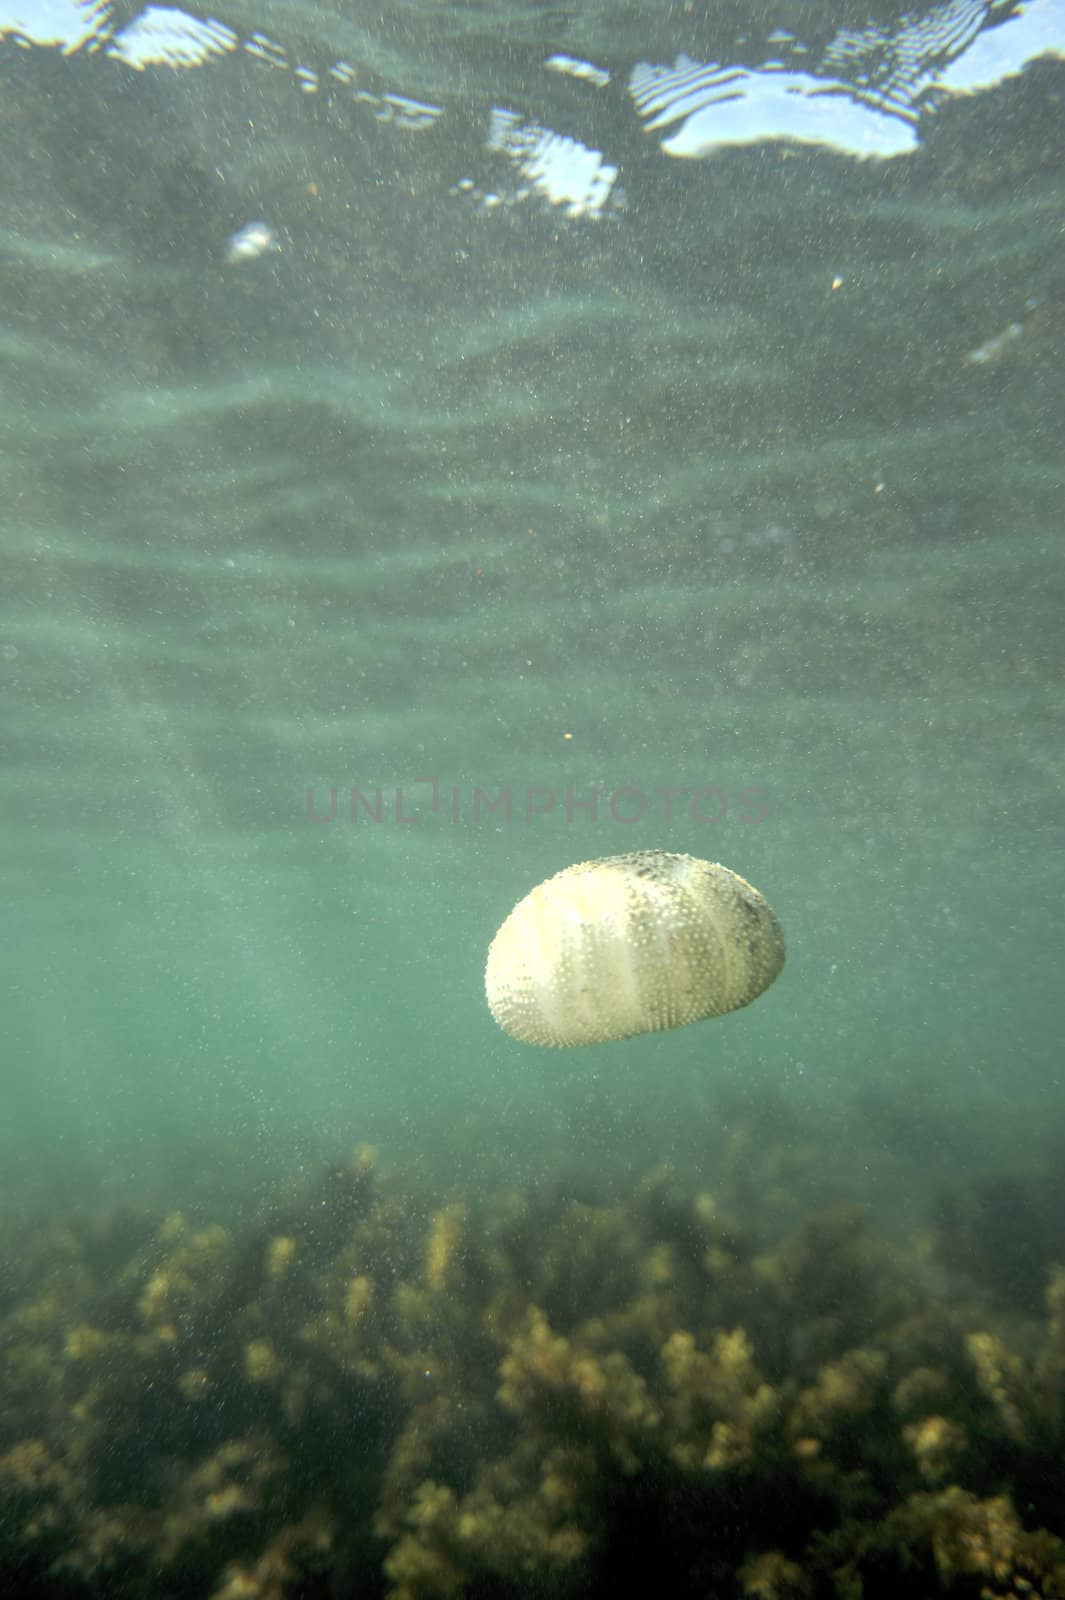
xmin=485 ymin=851 xmax=785 ymax=1047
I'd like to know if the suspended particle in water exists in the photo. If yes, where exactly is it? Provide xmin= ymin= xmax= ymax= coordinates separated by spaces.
xmin=225 ymin=220 xmax=280 ymax=264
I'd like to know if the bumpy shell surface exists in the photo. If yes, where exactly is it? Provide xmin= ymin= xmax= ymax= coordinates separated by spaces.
xmin=485 ymin=851 xmax=785 ymax=1047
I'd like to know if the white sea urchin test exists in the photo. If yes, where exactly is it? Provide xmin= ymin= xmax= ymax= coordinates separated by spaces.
xmin=485 ymin=850 xmax=785 ymax=1047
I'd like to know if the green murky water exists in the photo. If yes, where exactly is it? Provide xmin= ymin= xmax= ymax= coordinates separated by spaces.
xmin=2 ymin=0 xmax=1062 ymax=1218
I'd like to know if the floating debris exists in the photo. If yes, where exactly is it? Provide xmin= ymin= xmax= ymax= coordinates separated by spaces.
xmin=964 ymin=319 xmax=1026 ymax=365
xmin=225 ymin=220 xmax=280 ymax=265
xmin=545 ymin=54 xmax=610 ymax=88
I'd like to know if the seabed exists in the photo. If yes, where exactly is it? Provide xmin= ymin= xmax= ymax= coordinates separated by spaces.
xmin=2 ymin=1130 xmax=1064 ymax=1600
